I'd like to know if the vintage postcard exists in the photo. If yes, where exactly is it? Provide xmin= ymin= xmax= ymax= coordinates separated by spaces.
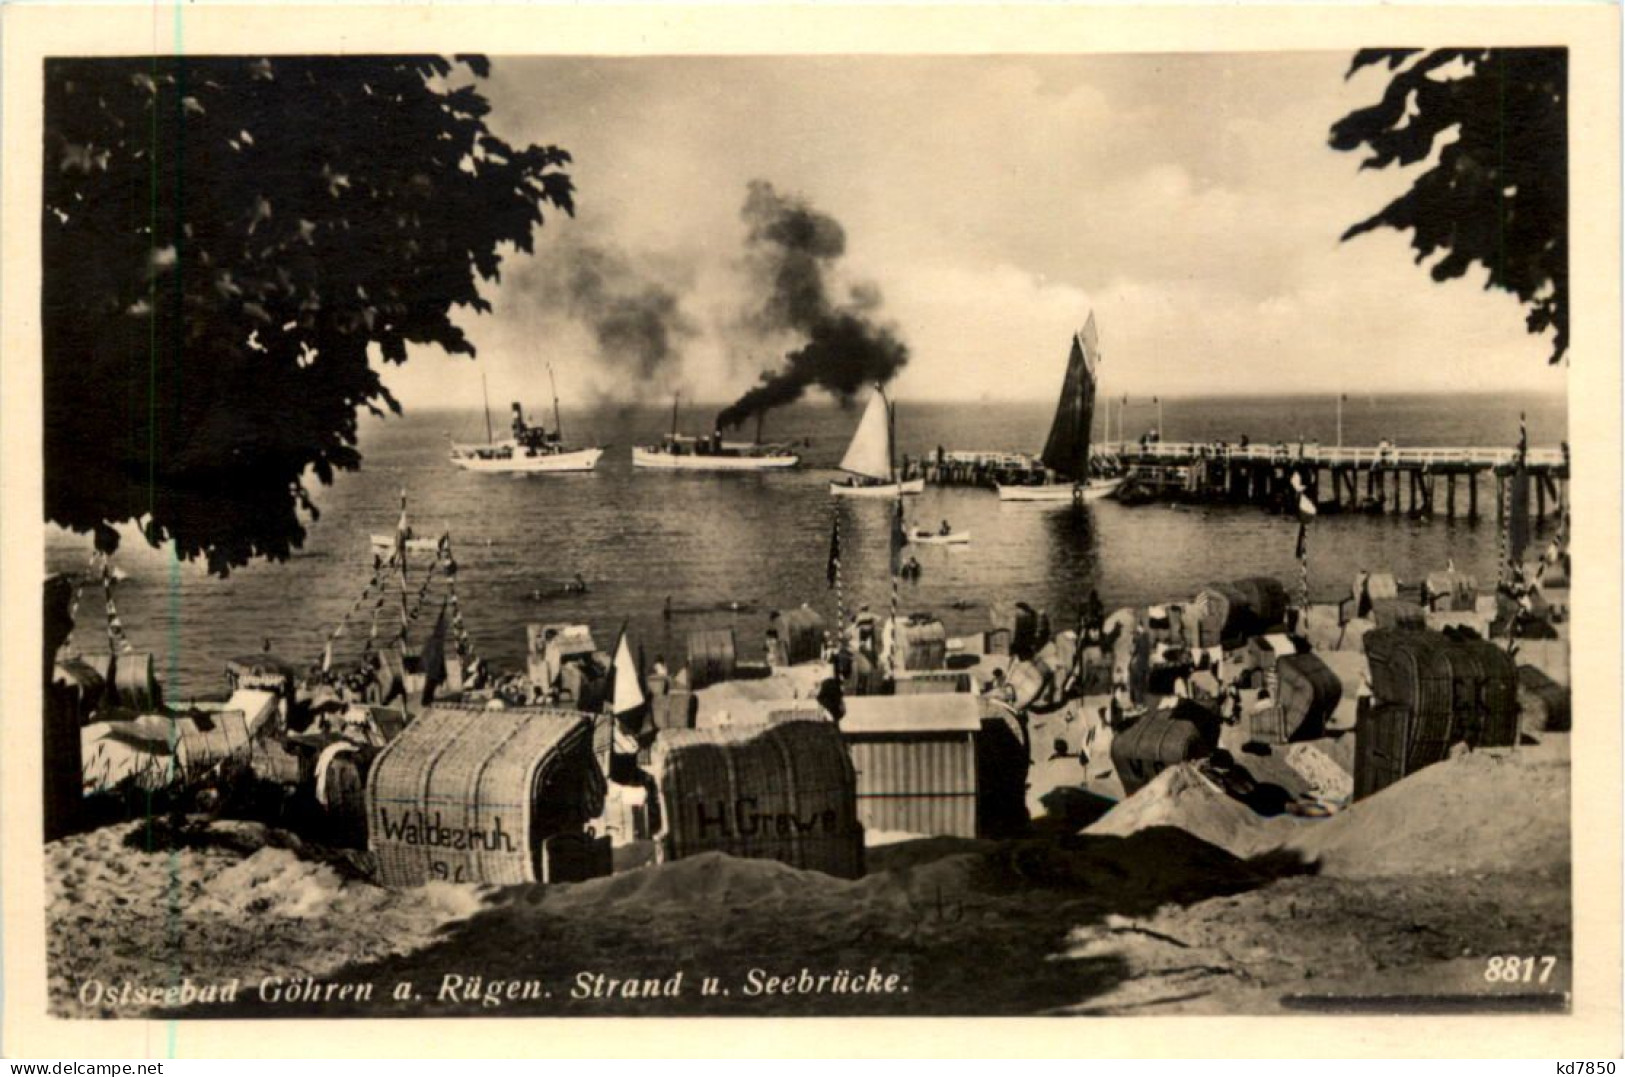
xmin=1 ymin=2 xmax=1619 ymax=1059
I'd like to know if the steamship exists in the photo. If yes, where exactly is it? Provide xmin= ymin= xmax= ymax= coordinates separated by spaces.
xmin=632 ymin=395 xmax=801 ymax=471
xmin=448 ymin=370 xmax=604 ymax=474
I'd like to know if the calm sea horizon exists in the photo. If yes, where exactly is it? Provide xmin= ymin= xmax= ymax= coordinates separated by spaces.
xmin=48 ymin=390 xmax=1568 ymax=698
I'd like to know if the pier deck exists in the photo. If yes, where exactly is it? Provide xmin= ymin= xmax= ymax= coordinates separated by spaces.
xmin=918 ymin=441 xmax=1568 ymax=522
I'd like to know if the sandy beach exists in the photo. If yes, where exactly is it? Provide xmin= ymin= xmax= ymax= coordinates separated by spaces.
xmin=47 ymin=732 xmax=1569 ymax=1019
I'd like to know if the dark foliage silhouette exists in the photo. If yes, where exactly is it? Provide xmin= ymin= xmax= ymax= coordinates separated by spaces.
xmin=1330 ymin=49 xmax=1567 ymax=363
xmin=44 ymin=55 xmax=573 ymax=572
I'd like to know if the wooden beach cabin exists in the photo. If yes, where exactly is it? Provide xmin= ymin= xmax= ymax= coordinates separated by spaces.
xmin=839 ymin=694 xmax=1026 ymax=839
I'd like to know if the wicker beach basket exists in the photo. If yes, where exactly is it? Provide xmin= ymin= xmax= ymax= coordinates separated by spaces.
xmin=651 ymin=720 xmax=864 ymax=878
xmin=366 ymin=704 xmax=604 ymax=887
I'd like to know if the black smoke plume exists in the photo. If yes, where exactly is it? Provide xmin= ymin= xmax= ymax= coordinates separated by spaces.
xmin=718 ymin=180 xmax=908 ymax=430
xmin=512 ymin=237 xmax=696 ymax=386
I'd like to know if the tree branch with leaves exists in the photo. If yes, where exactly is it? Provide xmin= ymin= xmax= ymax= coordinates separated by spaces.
xmin=44 ymin=55 xmax=573 ymax=573
xmin=1330 ymin=48 xmax=1567 ymax=364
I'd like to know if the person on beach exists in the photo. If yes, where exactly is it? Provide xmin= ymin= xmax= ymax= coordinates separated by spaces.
xmin=984 ymin=668 xmax=1016 ymax=704
xmin=1354 ymin=568 xmax=1372 ymax=619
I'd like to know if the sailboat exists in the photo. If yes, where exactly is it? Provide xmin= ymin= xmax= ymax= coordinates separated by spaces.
xmin=829 ymin=385 xmax=925 ymax=498
xmin=632 ymin=394 xmax=800 ymax=471
xmin=448 ymin=367 xmax=604 ymax=474
xmin=995 ymin=313 xmax=1123 ymax=503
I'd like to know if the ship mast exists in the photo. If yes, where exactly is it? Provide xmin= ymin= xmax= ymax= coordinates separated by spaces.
xmin=481 ymin=371 xmax=494 ymax=446
xmin=884 ymin=385 xmax=897 ymax=483
xmin=1084 ymin=331 xmax=1097 ymax=480
xmin=671 ymin=392 xmax=681 ymax=439
xmin=548 ymin=363 xmax=564 ymax=441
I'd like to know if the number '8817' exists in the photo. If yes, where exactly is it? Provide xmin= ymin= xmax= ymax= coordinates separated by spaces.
xmin=1483 ymin=955 xmax=1559 ymax=983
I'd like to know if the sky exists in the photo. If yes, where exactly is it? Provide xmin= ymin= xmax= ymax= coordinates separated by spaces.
xmin=381 ymin=53 xmax=1568 ymax=411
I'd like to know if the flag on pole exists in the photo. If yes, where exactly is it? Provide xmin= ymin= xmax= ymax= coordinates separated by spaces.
xmin=826 ymin=513 xmax=841 ymax=589
xmin=1289 ymin=470 xmax=1318 ymax=518
xmin=1290 ymin=470 xmax=1314 ymax=608
xmin=420 ymin=599 xmax=449 ymax=705
xmin=610 ymin=624 xmax=646 ymax=718
xmin=603 ymin=624 xmax=647 ymax=773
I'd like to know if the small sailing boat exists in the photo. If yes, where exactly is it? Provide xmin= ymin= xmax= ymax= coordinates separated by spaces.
xmin=449 ymin=367 xmax=604 ymax=474
xmin=632 ymin=394 xmax=800 ymax=471
xmin=996 ymin=312 xmax=1123 ymax=503
xmin=368 ymin=534 xmax=442 ymax=554
xmin=908 ymin=527 xmax=971 ymax=546
xmin=829 ymin=385 xmax=925 ymax=498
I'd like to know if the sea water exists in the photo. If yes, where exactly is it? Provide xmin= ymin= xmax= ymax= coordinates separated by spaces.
xmin=46 ymin=392 xmax=1567 ymax=697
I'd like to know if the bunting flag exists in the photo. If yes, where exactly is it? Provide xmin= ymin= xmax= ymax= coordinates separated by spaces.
xmin=1508 ymin=412 xmax=1532 ymax=566
xmin=94 ymin=554 xmax=134 ymax=655
xmin=828 ymin=504 xmax=847 ymax=653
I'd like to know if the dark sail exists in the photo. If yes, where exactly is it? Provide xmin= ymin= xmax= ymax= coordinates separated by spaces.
xmin=1039 ymin=314 xmax=1099 ymax=481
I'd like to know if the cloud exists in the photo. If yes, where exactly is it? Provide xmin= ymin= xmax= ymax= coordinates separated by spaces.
xmin=380 ymin=54 xmax=1567 ymax=409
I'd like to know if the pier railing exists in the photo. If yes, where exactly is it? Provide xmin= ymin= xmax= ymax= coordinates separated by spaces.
xmin=1107 ymin=441 xmax=1566 ymax=470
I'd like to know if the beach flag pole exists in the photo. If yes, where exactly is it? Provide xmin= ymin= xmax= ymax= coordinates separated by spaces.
xmin=1291 ymin=470 xmax=1316 ymax=613
xmin=885 ymin=385 xmax=902 ymax=677
xmin=827 ymin=505 xmax=845 ymax=653
xmin=889 ymin=497 xmax=903 ymax=675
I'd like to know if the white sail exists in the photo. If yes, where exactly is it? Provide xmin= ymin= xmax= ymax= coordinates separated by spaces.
xmin=839 ymin=389 xmax=893 ymax=482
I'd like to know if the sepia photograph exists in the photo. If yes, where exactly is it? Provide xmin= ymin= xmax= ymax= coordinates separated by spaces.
xmin=2 ymin=2 xmax=1619 ymax=1056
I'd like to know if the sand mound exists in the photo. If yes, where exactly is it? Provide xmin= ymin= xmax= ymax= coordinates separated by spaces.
xmin=1289 ymin=749 xmax=1569 ymax=877
xmin=1084 ymin=764 xmax=1276 ymax=858
xmin=541 ymin=850 xmax=852 ymax=914
xmin=193 ymin=848 xmax=362 ymax=919
xmin=864 ymin=835 xmax=996 ymax=876
xmin=47 ymin=818 xmax=489 ymax=1017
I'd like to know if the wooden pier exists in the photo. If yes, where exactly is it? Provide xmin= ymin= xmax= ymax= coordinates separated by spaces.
xmin=919 ymin=441 xmax=1569 ymax=523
